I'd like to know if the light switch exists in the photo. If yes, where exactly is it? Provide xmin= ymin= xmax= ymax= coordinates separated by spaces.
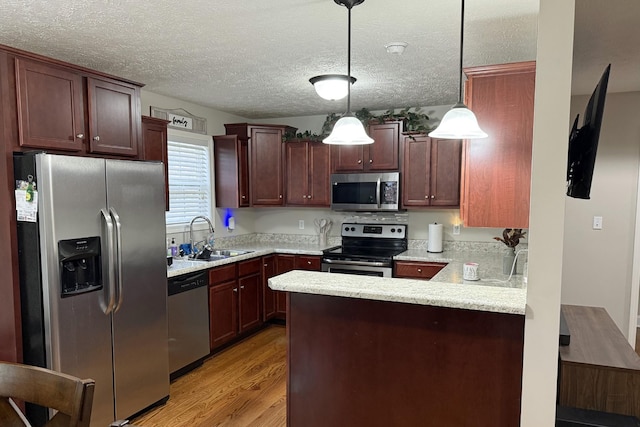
xmin=593 ymin=216 xmax=603 ymax=230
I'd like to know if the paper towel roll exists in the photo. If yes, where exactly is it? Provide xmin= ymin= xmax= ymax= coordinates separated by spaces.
xmin=428 ymin=223 xmax=443 ymax=253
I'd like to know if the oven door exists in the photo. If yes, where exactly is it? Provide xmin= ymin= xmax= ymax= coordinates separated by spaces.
xmin=321 ymin=259 xmax=392 ymax=278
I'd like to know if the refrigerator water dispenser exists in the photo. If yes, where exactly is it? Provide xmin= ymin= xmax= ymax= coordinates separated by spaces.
xmin=58 ymin=236 xmax=102 ymax=297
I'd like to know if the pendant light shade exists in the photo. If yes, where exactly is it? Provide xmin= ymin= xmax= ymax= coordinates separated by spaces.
xmin=310 ymin=74 xmax=356 ymax=101
xmin=428 ymin=102 xmax=488 ymax=139
xmin=429 ymin=0 xmax=487 ymax=140
xmin=323 ymin=114 xmax=373 ymax=145
xmin=323 ymin=0 xmax=373 ymax=145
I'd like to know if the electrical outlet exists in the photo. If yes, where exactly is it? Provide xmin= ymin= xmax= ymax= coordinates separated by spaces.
xmin=299 ymin=220 xmax=304 ymax=230
xmin=593 ymin=216 xmax=603 ymax=230
xmin=452 ymin=224 xmax=461 ymax=235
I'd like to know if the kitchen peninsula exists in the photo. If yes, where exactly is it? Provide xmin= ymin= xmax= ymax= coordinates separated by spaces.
xmin=269 ymin=265 xmax=526 ymax=427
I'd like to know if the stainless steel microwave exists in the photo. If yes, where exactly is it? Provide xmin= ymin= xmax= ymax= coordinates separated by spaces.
xmin=330 ymin=172 xmax=400 ymax=212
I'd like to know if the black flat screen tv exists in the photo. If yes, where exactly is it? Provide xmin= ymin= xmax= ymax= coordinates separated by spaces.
xmin=566 ymin=64 xmax=611 ymax=199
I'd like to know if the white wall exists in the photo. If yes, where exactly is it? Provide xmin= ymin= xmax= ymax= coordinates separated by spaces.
xmin=520 ymin=0 xmax=573 ymax=425
xmin=561 ymin=91 xmax=640 ymax=337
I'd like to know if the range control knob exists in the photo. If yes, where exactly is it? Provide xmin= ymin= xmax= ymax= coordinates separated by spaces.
xmin=397 ymin=228 xmax=403 ymax=234
xmin=350 ymin=227 xmax=356 ymax=231
xmin=391 ymin=228 xmax=396 ymax=233
xmin=345 ymin=227 xmax=349 ymax=232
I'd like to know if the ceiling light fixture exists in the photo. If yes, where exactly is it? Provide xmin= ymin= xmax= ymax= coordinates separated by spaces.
xmin=429 ymin=0 xmax=487 ymax=139
xmin=385 ymin=42 xmax=408 ymax=55
xmin=323 ymin=0 xmax=373 ymax=146
xmin=309 ymin=74 xmax=357 ymax=101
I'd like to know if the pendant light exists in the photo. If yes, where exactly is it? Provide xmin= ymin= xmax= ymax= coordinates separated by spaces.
xmin=310 ymin=74 xmax=357 ymax=101
xmin=323 ymin=0 xmax=373 ymax=145
xmin=429 ymin=0 xmax=487 ymax=139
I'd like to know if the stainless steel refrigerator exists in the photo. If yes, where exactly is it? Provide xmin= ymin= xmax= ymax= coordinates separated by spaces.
xmin=15 ymin=152 xmax=169 ymax=427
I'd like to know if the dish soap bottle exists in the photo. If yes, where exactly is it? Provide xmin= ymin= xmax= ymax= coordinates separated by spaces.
xmin=170 ymin=238 xmax=178 ymax=257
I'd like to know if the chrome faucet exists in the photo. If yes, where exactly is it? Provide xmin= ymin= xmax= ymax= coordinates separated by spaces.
xmin=189 ymin=216 xmax=215 ymax=255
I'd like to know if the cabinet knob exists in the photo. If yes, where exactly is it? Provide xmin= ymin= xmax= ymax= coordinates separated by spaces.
xmin=240 ymin=285 xmax=245 ymax=289
xmin=431 ymin=195 xmax=435 ymax=199
xmin=303 ymin=195 xmax=307 ymax=199
xmin=264 ymin=263 xmax=268 ymax=267
xmin=357 ymin=159 xmax=362 ymax=164
xmin=425 ymin=196 xmax=429 ymax=199
xmin=93 ymin=136 xmax=100 ymax=141
xmin=76 ymin=133 xmax=84 ymax=139
xmin=369 ymin=159 xmax=373 ymax=163
xmin=233 ymin=288 xmax=238 ymax=293
xmin=307 ymin=261 xmax=312 ymax=265
xmin=418 ymin=268 xmax=422 ymax=273
xmin=241 ymin=195 xmax=246 ymax=199
xmin=307 ymin=195 xmax=312 ymax=199
xmin=279 ymin=194 xmax=282 ymax=198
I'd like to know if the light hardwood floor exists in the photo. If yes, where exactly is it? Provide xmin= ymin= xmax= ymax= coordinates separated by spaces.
xmin=132 ymin=325 xmax=287 ymax=427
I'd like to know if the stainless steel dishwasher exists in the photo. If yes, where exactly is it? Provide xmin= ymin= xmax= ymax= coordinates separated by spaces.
xmin=168 ymin=271 xmax=210 ymax=380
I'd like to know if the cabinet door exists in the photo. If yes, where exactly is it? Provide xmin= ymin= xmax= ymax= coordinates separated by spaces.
xmin=250 ymin=126 xmax=284 ymax=205
xmin=141 ymin=116 xmax=169 ymax=210
xmin=275 ymin=255 xmax=296 ymax=317
xmin=367 ymin=121 xmax=400 ymax=170
xmin=332 ymin=145 xmax=364 ymax=172
xmin=209 ymin=280 xmax=238 ymax=350
xmin=262 ymin=255 xmax=277 ymax=321
xmin=87 ymin=77 xmax=140 ymax=157
xmin=394 ymin=261 xmax=447 ymax=280
xmin=308 ymin=142 xmax=331 ymax=206
xmin=285 ymin=142 xmax=309 ymax=205
xmin=430 ymin=138 xmax=461 ymax=207
xmin=402 ymin=135 xmax=431 ymax=207
xmin=462 ymin=62 xmax=535 ymax=228
xmin=295 ymin=255 xmax=321 ymax=271
xmin=213 ymin=135 xmax=250 ymax=208
xmin=238 ymin=273 xmax=262 ymax=333
xmin=15 ymin=58 xmax=85 ymax=151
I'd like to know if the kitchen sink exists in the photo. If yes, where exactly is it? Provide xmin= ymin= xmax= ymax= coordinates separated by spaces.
xmin=187 ymin=249 xmax=254 ymax=262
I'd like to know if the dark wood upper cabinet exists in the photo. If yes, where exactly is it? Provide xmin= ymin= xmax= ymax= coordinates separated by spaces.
xmin=213 ymin=134 xmax=250 ymax=208
xmin=331 ymin=120 xmax=401 ymax=172
xmin=462 ymin=61 xmax=535 ymax=228
xmin=285 ymin=140 xmax=331 ymax=207
xmin=87 ymin=77 xmax=140 ymax=157
xmin=141 ymin=116 xmax=169 ymax=210
xmin=402 ymin=135 xmax=461 ymax=208
xmin=224 ymin=123 xmax=296 ymax=207
xmin=15 ymin=58 xmax=85 ymax=151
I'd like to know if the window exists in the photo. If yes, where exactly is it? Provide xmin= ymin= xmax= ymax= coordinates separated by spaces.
xmin=165 ymin=130 xmax=212 ymax=227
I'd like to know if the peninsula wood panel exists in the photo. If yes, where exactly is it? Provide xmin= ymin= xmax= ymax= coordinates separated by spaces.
xmin=462 ymin=61 xmax=535 ymax=228
xmin=288 ymin=293 xmax=525 ymax=427
xmin=559 ymin=305 xmax=640 ymax=418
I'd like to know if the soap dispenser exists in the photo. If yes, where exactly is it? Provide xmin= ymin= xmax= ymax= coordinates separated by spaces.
xmin=170 ymin=238 xmax=178 ymax=257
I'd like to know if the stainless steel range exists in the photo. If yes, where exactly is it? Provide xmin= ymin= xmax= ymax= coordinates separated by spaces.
xmin=322 ymin=223 xmax=408 ymax=277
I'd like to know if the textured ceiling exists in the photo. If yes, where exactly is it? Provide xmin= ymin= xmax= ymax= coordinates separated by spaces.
xmin=0 ymin=1 xmax=637 ymax=119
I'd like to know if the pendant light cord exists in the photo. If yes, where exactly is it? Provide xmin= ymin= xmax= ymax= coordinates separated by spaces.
xmin=346 ymin=5 xmax=352 ymax=114
xmin=458 ymin=0 xmax=465 ymax=103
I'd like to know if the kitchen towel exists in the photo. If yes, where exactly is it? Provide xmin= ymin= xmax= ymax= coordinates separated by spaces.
xmin=427 ymin=223 xmax=443 ymax=253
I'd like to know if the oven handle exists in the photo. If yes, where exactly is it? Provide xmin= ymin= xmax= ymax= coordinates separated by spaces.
xmin=376 ymin=177 xmax=381 ymax=208
xmin=323 ymin=258 xmax=388 ymax=267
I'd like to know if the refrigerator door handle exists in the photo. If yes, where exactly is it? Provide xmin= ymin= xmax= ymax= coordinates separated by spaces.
xmin=100 ymin=208 xmax=117 ymax=314
xmin=109 ymin=207 xmax=124 ymax=313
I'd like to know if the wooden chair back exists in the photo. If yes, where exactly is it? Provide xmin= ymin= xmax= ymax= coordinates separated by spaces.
xmin=0 ymin=361 xmax=95 ymax=427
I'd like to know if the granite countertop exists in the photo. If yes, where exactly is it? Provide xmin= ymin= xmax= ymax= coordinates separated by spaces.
xmin=268 ymin=247 xmax=527 ymax=315
xmin=167 ymin=242 xmax=337 ymax=278
xmin=168 ymin=240 xmax=527 ymax=315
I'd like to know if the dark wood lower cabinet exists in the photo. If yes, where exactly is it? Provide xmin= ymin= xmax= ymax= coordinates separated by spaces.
xmin=272 ymin=254 xmax=321 ymax=319
xmin=209 ymin=260 xmax=263 ymax=351
xmin=262 ymin=255 xmax=277 ymax=321
xmin=287 ymin=293 xmax=525 ymax=427
xmin=394 ymin=261 xmax=447 ymax=280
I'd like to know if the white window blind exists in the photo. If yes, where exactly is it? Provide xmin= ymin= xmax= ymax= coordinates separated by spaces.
xmin=166 ymin=137 xmax=211 ymax=226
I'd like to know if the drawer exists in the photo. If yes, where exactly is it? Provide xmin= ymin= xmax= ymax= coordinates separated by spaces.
xmin=296 ymin=255 xmax=321 ymax=271
xmin=394 ymin=261 xmax=447 ymax=280
xmin=238 ymin=257 xmax=262 ymax=277
xmin=209 ymin=263 xmax=236 ymax=285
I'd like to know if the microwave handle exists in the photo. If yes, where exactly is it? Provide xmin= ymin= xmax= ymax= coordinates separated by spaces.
xmin=376 ymin=177 xmax=381 ymax=208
